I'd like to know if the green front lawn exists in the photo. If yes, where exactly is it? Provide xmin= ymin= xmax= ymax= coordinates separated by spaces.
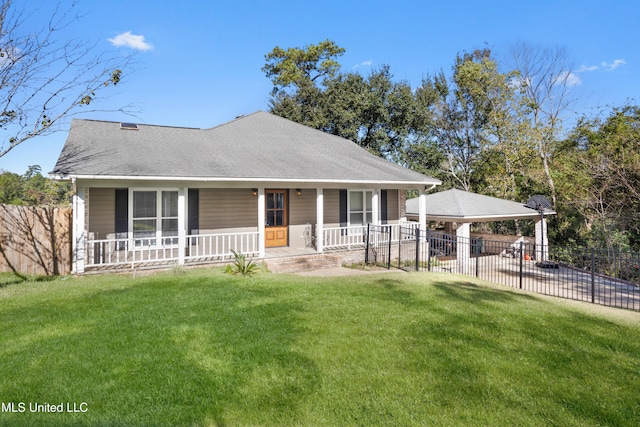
xmin=1 ymin=269 xmax=639 ymax=426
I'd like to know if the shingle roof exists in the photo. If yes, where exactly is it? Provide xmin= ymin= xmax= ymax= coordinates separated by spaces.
xmin=53 ymin=111 xmax=440 ymax=186
xmin=406 ymin=189 xmax=555 ymax=222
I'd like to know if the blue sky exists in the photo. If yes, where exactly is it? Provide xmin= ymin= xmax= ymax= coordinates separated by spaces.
xmin=1 ymin=0 xmax=637 ymax=174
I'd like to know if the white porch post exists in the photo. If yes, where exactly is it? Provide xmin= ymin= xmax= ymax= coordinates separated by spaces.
xmin=316 ymin=187 xmax=324 ymax=253
xmin=178 ymin=188 xmax=186 ymax=265
xmin=418 ymin=188 xmax=427 ymax=230
xmin=456 ymin=222 xmax=470 ymax=275
xmin=372 ymin=189 xmax=379 ymax=225
xmin=73 ymin=185 xmax=86 ymax=274
xmin=535 ymin=217 xmax=548 ymax=262
xmin=258 ymin=188 xmax=265 ymax=258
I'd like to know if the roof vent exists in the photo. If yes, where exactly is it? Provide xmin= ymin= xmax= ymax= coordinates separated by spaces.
xmin=120 ymin=122 xmax=139 ymax=130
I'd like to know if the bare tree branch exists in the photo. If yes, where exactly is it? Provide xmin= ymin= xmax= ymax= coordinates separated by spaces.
xmin=0 ymin=0 xmax=135 ymax=158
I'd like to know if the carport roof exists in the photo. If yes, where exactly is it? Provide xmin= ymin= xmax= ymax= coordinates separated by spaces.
xmin=406 ymin=189 xmax=555 ymax=222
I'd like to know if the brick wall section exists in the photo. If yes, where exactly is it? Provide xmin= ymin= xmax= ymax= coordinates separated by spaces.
xmin=336 ymin=250 xmax=366 ymax=266
xmin=265 ymin=254 xmax=343 ymax=273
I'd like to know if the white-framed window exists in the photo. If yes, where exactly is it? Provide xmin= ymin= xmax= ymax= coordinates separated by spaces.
xmin=130 ymin=189 xmax=179 ymax=246
xmin=349 ymin=190 xmax=373 ymax=226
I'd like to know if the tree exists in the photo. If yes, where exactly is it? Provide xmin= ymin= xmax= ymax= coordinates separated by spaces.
xmin=322 ymin=66 xmax=429 ymax=159
xmin=510 ymin=43 xmax=577 ymax=208
xmin=558 ymin=106 xmax=640 ymax=250
xmin=0 ymin=165 xmax=70 ymax=206
xmin=262 ymin=39 xmax=345 ymax=96
xmin=264 ymin=41 xmax=432 ymax=161
xmin=0 ymin=0 xmax=130 ymax=159
xmin=426 ymin=49 xmax=518 ymax=192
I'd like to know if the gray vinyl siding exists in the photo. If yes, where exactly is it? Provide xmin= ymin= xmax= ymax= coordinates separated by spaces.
xmin=289 ymin=189 xmax=317 ymax=225
xmin=323 ymin=189 xmax=341 ymax=225
xmin=88 ymin=188 xmax=115 ymax=239
xmin=199 ymin=188 xmax=258 ymax=231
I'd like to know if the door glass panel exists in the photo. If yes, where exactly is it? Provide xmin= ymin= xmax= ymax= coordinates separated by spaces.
xmin=266 ymin=191 xmax=286 ymax=227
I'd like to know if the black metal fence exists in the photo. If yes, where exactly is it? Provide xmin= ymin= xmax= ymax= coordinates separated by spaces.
xmin=370 ymin=226 xmax=640 ymax=312
xmin=364 ymin=224 xmax=394 ymax=269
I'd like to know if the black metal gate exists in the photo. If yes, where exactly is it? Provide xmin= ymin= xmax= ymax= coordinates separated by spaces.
xmin=364 ymin=224 xmax=393 ymax=269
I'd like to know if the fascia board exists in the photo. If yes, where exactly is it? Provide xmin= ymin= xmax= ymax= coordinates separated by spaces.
xmin=61 ymin=174 xmax=442 ymax=187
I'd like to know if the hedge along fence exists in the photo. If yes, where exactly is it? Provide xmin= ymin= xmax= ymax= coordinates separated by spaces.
xmin=0 ymin=204 xmax=72 ymax=276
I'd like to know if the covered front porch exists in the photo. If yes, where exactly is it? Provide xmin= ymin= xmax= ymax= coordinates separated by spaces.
xmin=74 ymin=183 xmax=431 ymax=273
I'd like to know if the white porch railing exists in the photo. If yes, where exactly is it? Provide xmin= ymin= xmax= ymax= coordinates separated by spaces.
xmin=84 ymin=231 xmax=259 ymax=270
xmin=323 ymin=225 xmax=367 ymax=250
xmin=185 ymin=232 xmax=259 ymax=262
xmin=83 ymin=225 xmax=414 ymax=270
xmin=323 ymin=223 xmax=416 ymax=251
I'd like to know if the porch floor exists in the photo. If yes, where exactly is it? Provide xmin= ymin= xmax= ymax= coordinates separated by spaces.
xmin=264 ymin=247 xmax=319 ymax=258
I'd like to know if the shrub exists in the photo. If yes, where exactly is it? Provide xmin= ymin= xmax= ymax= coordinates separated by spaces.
xmin=225 ymin=250 xmax=260 ymax=277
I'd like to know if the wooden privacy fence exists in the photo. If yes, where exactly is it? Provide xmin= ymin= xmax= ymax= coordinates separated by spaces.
xmin=0 ymin=204 xmax=72 ymax=276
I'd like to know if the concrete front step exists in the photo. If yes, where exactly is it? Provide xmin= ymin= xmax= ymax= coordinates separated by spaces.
xmin=265 ymin=254 xmax=342 ymax=274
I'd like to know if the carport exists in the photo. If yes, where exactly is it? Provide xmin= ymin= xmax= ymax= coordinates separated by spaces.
xmin=406 ymin=189 xmax=556 ymax=274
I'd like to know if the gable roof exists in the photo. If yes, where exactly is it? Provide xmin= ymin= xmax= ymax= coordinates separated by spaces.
xmin=406 ymin=189 xmax=555 ymax=222
xmin=52 ymin=111 xmax=440 ymax=187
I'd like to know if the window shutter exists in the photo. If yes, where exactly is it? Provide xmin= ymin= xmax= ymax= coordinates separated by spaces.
xmin=188 ymin=189 xmax=199 ymax=234
xmin=340 ymin=190 xmax=347 ymax=227
xmin=381 ymin=190 xmax=388 ymax=224
xmin=115 ymin=189 xmax=128 ymax=237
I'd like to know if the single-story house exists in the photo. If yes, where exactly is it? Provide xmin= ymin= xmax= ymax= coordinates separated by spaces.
xmin=52 ymin=111 xmax=440 ymax=273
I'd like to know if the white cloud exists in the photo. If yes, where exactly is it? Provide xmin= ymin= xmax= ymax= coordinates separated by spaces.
xmin=352 ymin=60 xmax=373 ymax=70
xmin=576 ymin=59 xmax=627 ymax=74
xmin=559 ymin=70 xmax=582 ymax=87
xmin=601 ymin=59 xmax=626 ymax=71
xmin=108 ymin=31 xmax=153 ymax=51
xmin=576 ymin=64 xmax=598 ymax=73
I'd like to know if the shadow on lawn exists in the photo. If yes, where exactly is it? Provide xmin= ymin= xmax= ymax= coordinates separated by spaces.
xmin=397 ymin=278 xmax=640 ymax=426
xmin=0 ymin=274 xmax=321 ymax=426
xmin=369 ymin=277 xmax=538 ymax=310
xmin=431 ymin=280 xmax=539 ymax=305
xmin=0 ymin=272 xmax=57 ymax=288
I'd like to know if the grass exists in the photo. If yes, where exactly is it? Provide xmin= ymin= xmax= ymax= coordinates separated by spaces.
xmin=1 ymin=268 xmax=639 ymax=426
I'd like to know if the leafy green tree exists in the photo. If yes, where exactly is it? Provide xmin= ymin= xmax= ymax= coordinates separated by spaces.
xmin=264 ymin=42 xmax=434 ymax=162
xmin=262 ymin=39 xmax=345 ymax=96
xmin=557 ymin=105 xmax=640 ymax=250
xmin=0 ymin=165 xmax=70 ymax=206
xmin=0 ymin=170 xmax=22 ymax=204
xmin=426 ymin=49 xmax=519 ymax=192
